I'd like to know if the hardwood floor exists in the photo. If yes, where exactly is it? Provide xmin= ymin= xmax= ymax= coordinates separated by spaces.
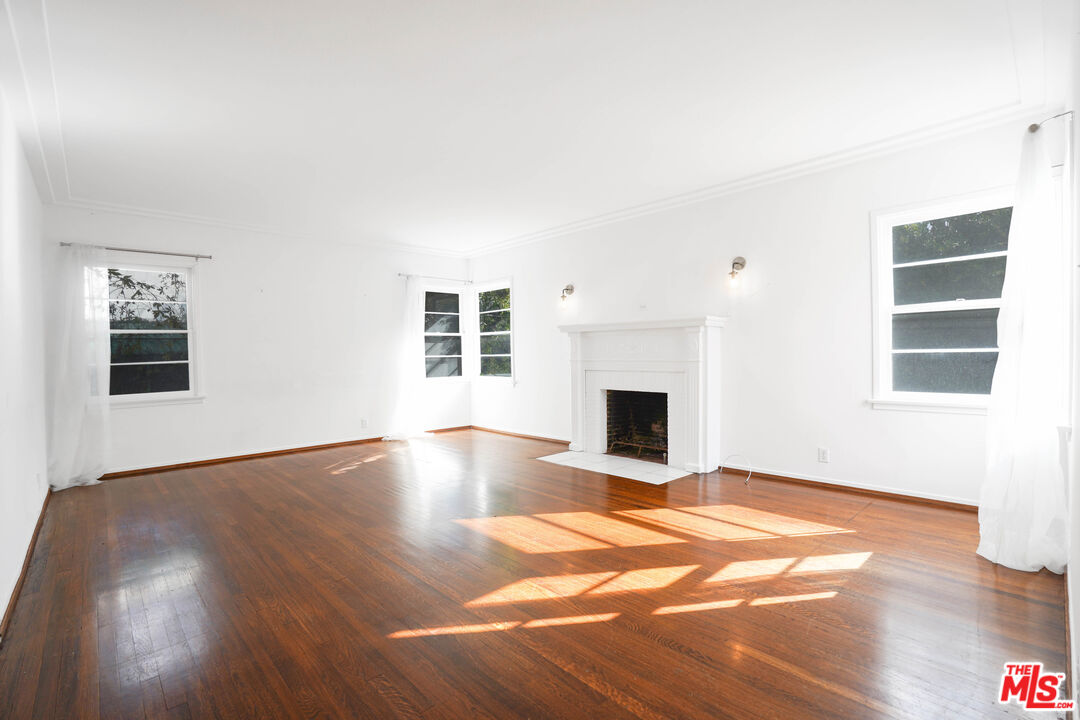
xmin=0 ymin=430 xmax=1066 ymax=719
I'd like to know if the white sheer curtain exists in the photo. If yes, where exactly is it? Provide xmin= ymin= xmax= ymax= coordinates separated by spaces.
xmin=47 ymin=244 xmax=111 ymax=490
xmin=977 ymin=128 xmax=1068 ymax=573
xmin=383 ymin=274 xmax=430 ymax=440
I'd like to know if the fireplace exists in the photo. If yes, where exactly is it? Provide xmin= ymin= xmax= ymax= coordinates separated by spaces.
xmin=606 ymin=390 xmax=668 ymax=464
xmin=559 ymin=317 xmax=725 ymax=473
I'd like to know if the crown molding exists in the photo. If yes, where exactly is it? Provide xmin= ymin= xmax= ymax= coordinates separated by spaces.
xmin=463 ymin=102 xmax=1044 ymax=258
xmin=49 ymin=197 xmax=481 ymax=260
xmin=0 ymin=0 xmax=56 ymax=201
xmin=46 ymin=102 xmax=1045 ymax=260
xmin=6 ymin=0 xmax=1058 ymax=261
xmin=52 ymin=196 xmax=312 ymax=239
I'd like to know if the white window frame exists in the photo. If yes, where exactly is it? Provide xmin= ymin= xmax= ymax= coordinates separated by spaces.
xmin=473 ymin=279 xmax=514 ymax=382
xmin=870 ymin=187 xmax=1013 ymax=414
xmin=107 ymin=251 xmax=205 ymax=408
xmin=422 ymin=284 xmax=466 ymax=381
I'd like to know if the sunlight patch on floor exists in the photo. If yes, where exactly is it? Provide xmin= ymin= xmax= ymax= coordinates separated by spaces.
xmin=706 ymin=558 xmax=797 ymax=582
xmin=749 ymin=591 xmax=838 ymax=606
xmin=614 ymin=507 xmax=777 ymax=541
xmin=455 ymin=516 xmax=613 ymax=553
xmin=681 ymin=505 xmax=850 ymax=538
xmin=653 ymin=599 xmax=745 ymax=615
xmin=466 ymin=572 xmax=619 ymax=607
xmin=391 ymin=505 xmax=868 ymax=639
xmin=615 ymin=505 xmax=852 ymax=542
xmin=586 ymin=565 xmax=699 ymax=595
xmin=389 ymin=613 xmax=621 ymax=638
xmin=521 ymin=613 xmax=620 ymax=628
xmin=388 ymin=621 xmax=521 ymax=638
xmin=534 ymin=511 xmax=685 ymax=547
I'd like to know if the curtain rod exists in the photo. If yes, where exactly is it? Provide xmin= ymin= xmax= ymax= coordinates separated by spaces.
xmin=58 ymin=241 xmax=212 ymax=260
xmin=397 ymin=272 xmax=472 ymax=284
xmin=1029 ymin=110 xmax=1073 ymax=133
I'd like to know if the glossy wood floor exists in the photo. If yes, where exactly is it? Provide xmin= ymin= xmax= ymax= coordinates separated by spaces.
xmin=0 ymin=431 xmax=1067 ymax=719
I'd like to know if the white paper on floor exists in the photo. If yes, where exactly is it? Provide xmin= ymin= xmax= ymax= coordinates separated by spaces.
xmin=537 ymin=451 xmax=692 ymax=485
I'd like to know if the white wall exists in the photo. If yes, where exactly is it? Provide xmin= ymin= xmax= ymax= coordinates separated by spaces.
xmin=0 ymin=89 xmax=48 ymax=628
xmin=1067 ymin=0 xmax=1079 ymax=701
xmin=470 ymin=119 xmax=1034 ymax=505
xmin=43 ymin=207 xmax=470 ymax=473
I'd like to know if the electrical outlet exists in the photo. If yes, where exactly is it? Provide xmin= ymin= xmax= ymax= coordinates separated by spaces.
xmin=360 ymin=418 xmax=368 ymax=429
xmin=817 ymin=447 xmax=830 ymax=463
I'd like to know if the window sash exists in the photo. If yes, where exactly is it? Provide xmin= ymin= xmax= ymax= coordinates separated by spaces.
xmin=871 ymin=193 xmax=1012 ymax=403
xmin=891 ymin=348 xmax=998 ymax=354
xmin=890 ymin=249 xmax=1006 ymax=270
xmin=476 ymin=287 xmax=512 ymax=377
xmin=108 ymin=267 xmax=194 ymax=397
xmin=425 ymin=292 xmax=463 ymax=377
xmin=110 ymin=360 xmax=192 ymax=366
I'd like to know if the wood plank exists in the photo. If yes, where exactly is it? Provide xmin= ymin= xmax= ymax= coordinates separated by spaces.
xmin=0 ymin=429 xmax=1065 ymax=718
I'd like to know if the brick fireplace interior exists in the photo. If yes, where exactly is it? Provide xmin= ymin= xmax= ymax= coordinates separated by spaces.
xmin=605 ymin=390 xmax=668 ymax=464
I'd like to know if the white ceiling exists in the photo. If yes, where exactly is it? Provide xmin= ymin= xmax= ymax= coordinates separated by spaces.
xmin=0 ymin=0 xmax=1069 ymax=255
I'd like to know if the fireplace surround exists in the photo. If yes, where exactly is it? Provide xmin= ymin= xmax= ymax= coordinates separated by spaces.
xmin=559 ymin=317 xmax=725 ymax=473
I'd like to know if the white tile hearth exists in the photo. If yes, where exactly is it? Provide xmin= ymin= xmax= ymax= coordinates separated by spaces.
xmin=538 ymin=451 xmax=693 ymax=485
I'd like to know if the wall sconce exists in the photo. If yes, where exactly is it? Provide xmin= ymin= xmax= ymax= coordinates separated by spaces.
xmin=561 ymin=283 xmax=575 ymax=301
xmin=728 ymin=257 xmax=746 ymax=287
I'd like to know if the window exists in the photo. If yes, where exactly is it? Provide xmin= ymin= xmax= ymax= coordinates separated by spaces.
xmin=478 ymin=287 xmax=512 ymax=377
xmin=425 ymin=291 xmax=462 ymax=377
xmin=108 ymin=267 xmax=192 ymax=396
xmin=872 ymin=198 xmax=1012 ymax=406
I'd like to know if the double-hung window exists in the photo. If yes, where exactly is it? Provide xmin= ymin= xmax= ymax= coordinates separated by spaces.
xmin=424 ymin=291 xmax=462 ymax=377
xmin=108 ymin=266 xmax=193 ymax=396
xmin=477 ymin=287 xmax=512 ymax=377
xmin=872 ymin=196 xmax=1012 ymax=408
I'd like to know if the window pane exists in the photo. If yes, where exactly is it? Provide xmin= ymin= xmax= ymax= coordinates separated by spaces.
xmin=892 ymin=256 xmax=1006 ymax=306
xmin=892 ymin=309 xmax=998 ymax=350
xmin=425 ymin=336 xmax=462 ymax=356
xmin=108 ymin=269 xmax=187 ymax=301
xmin=480 ymin=356 xmax=512 ymax=377
xmin=424 ymin=313 xmax=459 ymax=333
xmin=425 ymin=292 xmax=459 ymax=313
xmin=892 ymin=208 xmax=1011 ymax=264
xmin=425 ymin=357 xmax=461 ymax=377
xmin=480 ymin=334 xmax=511 ymax=355
xmin=892 ymin=352 xmax=997 ymax=394
xmin=111 ymin=333 xmax=189 ymax=363
xmin=110 ymin=363 xmax=190 ymax=395
xmin=479 ymin=310 xmax=510 ymax=332
xmin=109 ymin=301 xmax=188 ymax=329
xmin=479 ymin=288 xmax=511 ymax=312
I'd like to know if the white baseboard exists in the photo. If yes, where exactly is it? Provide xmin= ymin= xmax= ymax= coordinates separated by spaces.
xmin=105 ymin=432 xmax=977 ymax=508
xmin=718 ymin=463 xmax=977 ymax=507
xmin=103 ymin=433 xmax=386 ymax=475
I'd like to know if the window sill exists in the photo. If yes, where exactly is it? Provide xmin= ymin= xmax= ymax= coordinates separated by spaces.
xmin=111 ymin=394 xmax=206 ymax=409
xmin=869 ymin=396 xmax=987 ymax=415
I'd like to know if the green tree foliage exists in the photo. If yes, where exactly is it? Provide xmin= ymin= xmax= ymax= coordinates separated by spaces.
xmin=892 ymin=208 xmax=1012 ymax=264
xmin=108 ymin=269 xmax=187 ymax=329
xmin=478 ymin=288 xmax=510 ymax=312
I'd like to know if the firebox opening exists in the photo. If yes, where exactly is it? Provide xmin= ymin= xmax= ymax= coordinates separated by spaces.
xmin=605 ymin=390 xmax=668 ymax=464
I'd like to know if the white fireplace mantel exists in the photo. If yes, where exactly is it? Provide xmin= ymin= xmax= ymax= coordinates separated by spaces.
xmin=559 ymin=316 xmax=726 ymax=474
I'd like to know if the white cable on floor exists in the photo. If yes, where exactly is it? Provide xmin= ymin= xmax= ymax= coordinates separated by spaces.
xmin=719 ymin=454 xmax=753 ymax=485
